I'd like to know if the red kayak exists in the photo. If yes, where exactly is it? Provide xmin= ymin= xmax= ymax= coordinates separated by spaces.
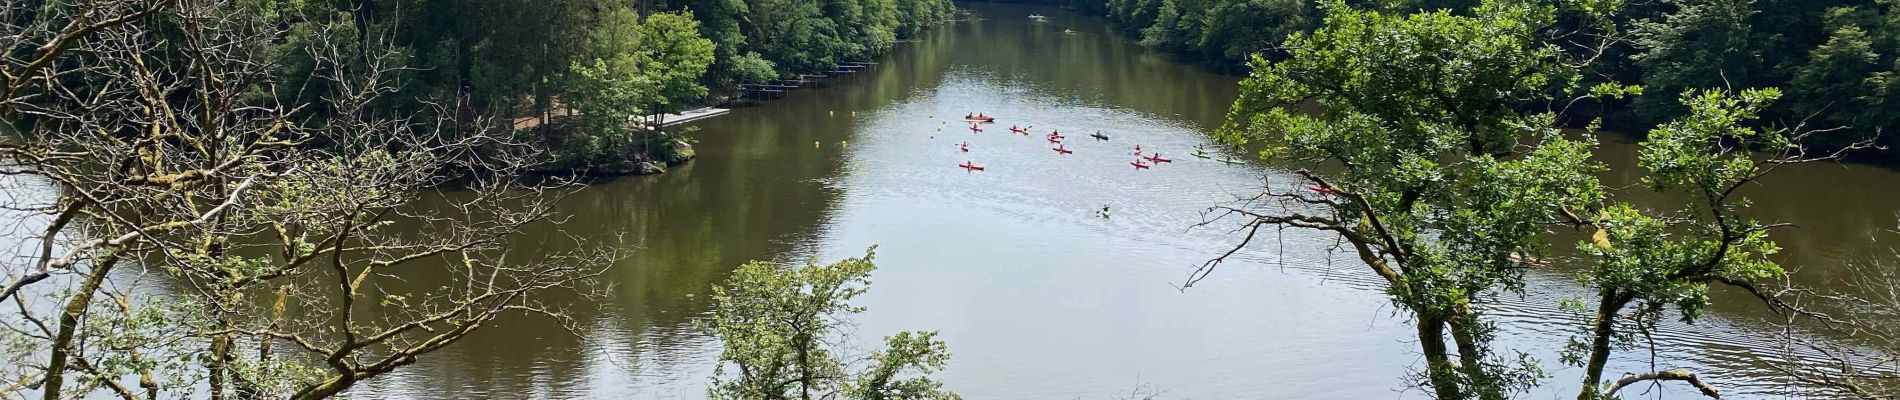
xmin=958 ymin=142 xmax=970 ymax=152
xmin=1305 ymin=184 xmax=1334 ymax=195
xmin=1131 ymin=159 xmax=1151 ymax=169
xmin=969 ymin=125 xmax=983 ymax=132
xmin=1010 ymin=126 xmax=1030 ymax=134
xmin=1047 ymin=136 xmax=1064 ymax=143
xmin=964 ymin=115 xmax=996 ymax=123
xmin=1052 ymin=145 xmax=1073 ymax=155
xmin=1144 ymin=154 xmax=1172 ymax=163
xmin=1132 ymin=145 xmax=1143 ymax=156
xmin=959 ymin=161 xmax=985 ymax=171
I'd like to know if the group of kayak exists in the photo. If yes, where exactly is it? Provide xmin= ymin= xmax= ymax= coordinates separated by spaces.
xmin=1130 ymin=145 xmax=1173 ymax=169
xmin=958 ymin=114 xmax=994 ymax=171
xmin=1191 ymin=145 xmax=1249 ymax=165
xmin=953 ymin=113 xmax=1245 ymax=171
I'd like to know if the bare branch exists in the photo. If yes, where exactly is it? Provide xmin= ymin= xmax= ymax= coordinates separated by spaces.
xmin=1602 ymin=369 xmax=1721 ymax=399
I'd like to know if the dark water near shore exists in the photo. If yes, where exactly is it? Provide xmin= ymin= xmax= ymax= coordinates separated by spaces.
xmin=350 ymin=3 xmax=1900 ymax=398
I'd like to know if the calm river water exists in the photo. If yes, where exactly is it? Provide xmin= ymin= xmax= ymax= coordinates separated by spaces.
xmin=352 ymin=3 xmax=1900 ymax=398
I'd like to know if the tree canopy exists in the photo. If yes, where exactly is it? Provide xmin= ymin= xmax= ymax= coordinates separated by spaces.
xmin=1214 ymin=2 xmax=1608 ymax=396
xmin=0 ymin=1 xmax=612 ymax=398
xmin=357 ymin=0 xmax=954 ymax=173
xmin=1083 ymin=0 xmax=1900 ymax=161
xmin=701 ymin=248 xmax=959 ymax=400
xmin=1213 ymin=0 xmax=1864 ymax=398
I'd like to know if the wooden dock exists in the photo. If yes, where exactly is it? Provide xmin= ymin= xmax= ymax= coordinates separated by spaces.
xmin=735 ymin=62 xmax=881 ymax=103
xmin=650 ymin=107 xmax=730 ymax=128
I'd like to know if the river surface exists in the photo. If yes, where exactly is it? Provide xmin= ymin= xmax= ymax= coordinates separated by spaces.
xmin=350 ymin=3 xmax=1900 ymax=398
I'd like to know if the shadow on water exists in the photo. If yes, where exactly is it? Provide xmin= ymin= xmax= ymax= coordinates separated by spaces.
xmin=349 ymin=16 xmax=965 ymax=399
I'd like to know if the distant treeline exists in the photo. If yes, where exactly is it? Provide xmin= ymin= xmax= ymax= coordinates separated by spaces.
xmin=253 ymin=0 xmax=955 ymax=173
xmin=1001 ymin=0 xmax=1899 ymax=162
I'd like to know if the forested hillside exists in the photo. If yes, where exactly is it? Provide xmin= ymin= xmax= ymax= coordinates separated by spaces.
xmin=1026 ymin=0 xmax=1899 ymax=161
xmin=250 ymin=0 xmax=955 ymax=173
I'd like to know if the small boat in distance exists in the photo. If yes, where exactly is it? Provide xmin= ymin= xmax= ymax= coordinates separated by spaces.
xmin=1144 ymin=153 xmax=1172 ymax=163
xmin=1132 ymin=145 xmax=1143 ymax=156
xmin=1029 ymin=14 xmax=1047 ymax=21
xmin=963 ymin=113 xmax=996 ymax=122
xmin=1131 ymin=159 xmax=1151 ymax=169
xmin=960 ymin=161 xmax=986 ymax=171
xmin=1010 ymin=125 xmax=1030 ymax=134
xmin=959 ymin=142 xmax=970 ymax=152
xmin=1053 ymin=144 xmax=1073 ymax=155
xmin=969 ymin=124 xmax=983 ymax=132
xmin=1090 ymin=131 xmax=1109 ymax=141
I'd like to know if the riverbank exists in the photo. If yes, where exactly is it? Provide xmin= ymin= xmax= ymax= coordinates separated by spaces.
xmin=507 ymin=23 xmax=965 ymax=178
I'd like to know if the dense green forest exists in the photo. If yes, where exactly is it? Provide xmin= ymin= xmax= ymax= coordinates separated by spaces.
xmin=6 ymin=0 xmax=1899 ymax=398
xmin=1015 ymin=0 xmax=1899 ymax=160
xmin=258 ymin=0 xmax=955 ymax=174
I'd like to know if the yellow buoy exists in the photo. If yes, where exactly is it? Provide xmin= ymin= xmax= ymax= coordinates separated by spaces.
xmin=841 ymin=140 xmax=849 ymax=147
xmin=829 ymin=110 xmax=835 ymax=116
xmin=814 ymin=141 xmax=821 ymax=149
xmin=851 ymin=111 xmax=857 ymax=116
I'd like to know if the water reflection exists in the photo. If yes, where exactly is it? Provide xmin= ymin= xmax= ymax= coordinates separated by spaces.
xmin=342 ymin=3 xmax=1900 ymax=399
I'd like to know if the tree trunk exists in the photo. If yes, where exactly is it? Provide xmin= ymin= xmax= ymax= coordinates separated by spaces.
xmin=208 ymin=329 xmax=231 ymax=400
xmin=1416 ymin=315 xmax=1464 ymax=400
xmin=796 ymin=330 xmax=813 ymax=400
xmin=1577 ymin=289 xmax=1633 ymax=400
xmin=1447 ymin=303 xmax=1495 ymax=399
xmin=41 ymin=255 xmax=120 ymax=400
xmin=206 ymin=289 xmax=244 ymax=400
